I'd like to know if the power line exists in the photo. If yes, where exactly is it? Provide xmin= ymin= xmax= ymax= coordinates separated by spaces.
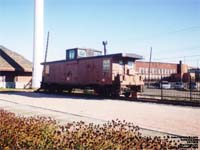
xmin=156 ymin=46 xmax=200 ymax=53
xmin=167 ymin=26 xmax=200 ymax=34
xmin=138 ymin=25 xmax=200 ymax=43
xmin=154 ymin=54 xmax=200 ymax=61
xmin=156 ymin=25 xmax=200 ymax=38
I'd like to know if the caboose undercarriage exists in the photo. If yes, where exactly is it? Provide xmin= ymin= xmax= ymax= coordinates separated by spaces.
xmin=41 ymin=81 xmax=143 ymax=98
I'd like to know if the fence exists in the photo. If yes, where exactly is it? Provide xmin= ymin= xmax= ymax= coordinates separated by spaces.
xmin=141 ymin=81 xmax=200 ymax=101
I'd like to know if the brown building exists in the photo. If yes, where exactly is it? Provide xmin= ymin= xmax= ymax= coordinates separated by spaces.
xmin=0 ymin=45 xmax=32 ymax=88
xmin=135 ymin=61 xmax=188 ymax=82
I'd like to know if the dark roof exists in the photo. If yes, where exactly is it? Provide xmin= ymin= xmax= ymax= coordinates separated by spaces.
xmin=43 ymin=52 xmax=143 ymax=65
xmin=0 ymin=45 xmax=32 ymax=72
xmin=121 ymin=53 xmax=143 ymax=59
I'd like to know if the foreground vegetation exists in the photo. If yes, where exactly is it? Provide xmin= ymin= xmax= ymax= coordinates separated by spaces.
xmin=0 ymin=109 xmax=180 ymax=149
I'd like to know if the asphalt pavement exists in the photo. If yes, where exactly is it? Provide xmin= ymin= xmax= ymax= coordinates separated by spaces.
xmin=0 ymin=91 xmax=200 ymax=138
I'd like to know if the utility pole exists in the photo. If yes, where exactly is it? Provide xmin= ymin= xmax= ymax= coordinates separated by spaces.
xmin=180 ymin=60 xmax=183 ymax=83
xmin=102 ymin=41 xmax=107 ymax=55
xmin=148 ymin=47 xmax=152 ymax=87
xmin=44 ymin=31 xmax=49 ymax=64
xmin=42 ymin=31 xmax=50 ymax=81
xmin=0 ymin=50 xmax=1 ymax=87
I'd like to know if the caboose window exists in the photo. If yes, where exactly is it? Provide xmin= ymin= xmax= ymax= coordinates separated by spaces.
xmin=103 ymin=59 xmax=110 ymax=71
xmin=119 ymin=60 xmax=123 ymax=65
xmin=128 ymin=61 xmax=133 ymax=66
xmin=78 ymin=49 xmax=86 ymax=57
xmin=94 ymin=51 xmax=101 ymax=56
xmin=128 ymin=61 xmax=134 ymax=69
xmin=45 ymin=65 xmax=50 ymax=74
xmin=69 ymin=50 xmax=75 ymax=60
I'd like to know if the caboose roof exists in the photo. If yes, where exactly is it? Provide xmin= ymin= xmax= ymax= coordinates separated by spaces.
xmin=42 ymin=53 xmax=143 ymax=65
xmin=121 ymin=53 xmax=143 ymax=59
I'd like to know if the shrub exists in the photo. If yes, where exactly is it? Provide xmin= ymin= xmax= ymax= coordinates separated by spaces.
xmin=0 ymin=109 xmax=56 ymax=149
xmin=0 ymin=109 xmax=180 ymax=149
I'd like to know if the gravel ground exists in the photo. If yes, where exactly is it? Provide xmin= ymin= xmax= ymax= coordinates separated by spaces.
xmin=0 ymin=91 xmax=200 ymax=138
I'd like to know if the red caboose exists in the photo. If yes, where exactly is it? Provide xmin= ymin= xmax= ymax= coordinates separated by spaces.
xmin=41 ymin=48 xmax=144 ymax=97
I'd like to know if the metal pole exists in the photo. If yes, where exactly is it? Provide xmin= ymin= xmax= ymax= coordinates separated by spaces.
xmin=32 ymin=0 xmax=44 ymax=88
xmin=161 ymin=74 xmax=163 ymax=100
xmin=0 ymin=50 xmax=1 ymax=88
xmin=148 ymin=47 xmax=152 ymax=88
xmin=190 ymin=74 xmax=192 ymax=101
xmin=102 ymin=41 xmax=107 ymax=55
xmin=180 ymin=60 xmax=183 ymax=83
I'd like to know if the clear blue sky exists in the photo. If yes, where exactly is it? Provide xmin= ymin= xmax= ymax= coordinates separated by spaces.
xmin=0 ymin=0 xmax=200 ymax=67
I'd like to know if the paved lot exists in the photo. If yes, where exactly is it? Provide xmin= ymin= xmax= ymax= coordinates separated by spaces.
xmin=0 ymin=91 xmax=200 ymax=137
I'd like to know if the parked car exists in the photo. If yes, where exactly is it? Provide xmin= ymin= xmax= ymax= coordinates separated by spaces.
xmin=188 ymin=82 xmax=197 ymax=90
xmin=173 ymin=82 xmax=184 ymax=90
xmin=160 ymin=81 xmax=171 ymax=89
xmin=150 ymin=82 xmax=160 ymax=88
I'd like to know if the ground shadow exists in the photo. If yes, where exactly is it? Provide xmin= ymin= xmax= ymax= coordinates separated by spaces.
xmin=0 ymin=91 xmax=110 ymax=101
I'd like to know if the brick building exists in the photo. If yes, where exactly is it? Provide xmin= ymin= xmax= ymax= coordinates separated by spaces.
xmin=0 ymin=45 xmax=32 ymax=88
xmin=135 ymin=61 xmax=188 ymax=82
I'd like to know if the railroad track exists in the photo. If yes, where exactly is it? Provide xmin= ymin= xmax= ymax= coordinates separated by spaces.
xmin=35 ymin=90 xmax=200 ymax=107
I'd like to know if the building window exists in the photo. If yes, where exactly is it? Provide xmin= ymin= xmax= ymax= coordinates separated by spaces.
xmin=139 ymin=68 xmax=142 ymax=73
xmin=142 ymin=68 xmax=145 ymax=74
xmin=169 ymin=69 xmax=172 ymax=74
xmin=150 ymin=68 xmax=152 ymax=74
xmin=154 ymin=68 xmax=157 ymax=74
xmin=162 ymin=69 xmax=164 ymax=74
xmin=140 ymin=68 xmax=144 ymax=74
xmin=145 ymin=68 xmax=148 ymax=74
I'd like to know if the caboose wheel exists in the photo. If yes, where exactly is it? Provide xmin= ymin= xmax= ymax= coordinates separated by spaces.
xmin=111 ymin=93 xmax=119 ymax=97
xmin=56 ymin=88 xmax=63 ymax=93
xmin=95 ymin=87 xmax=111 ymax=96
xmin=68 ymin=88 xmax=72 ymax=93
xmin=48 ymin=87 xmax=55 ymax=93
xmin=124 ymin=92 xmax=130 ymax=98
